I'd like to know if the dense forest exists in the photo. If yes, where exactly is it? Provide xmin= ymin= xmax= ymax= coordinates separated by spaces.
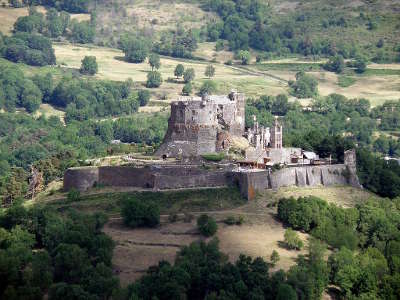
xmin=277 ymin=195 xmax=400 ymax=299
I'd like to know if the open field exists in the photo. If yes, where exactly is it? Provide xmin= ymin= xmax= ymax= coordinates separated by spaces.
xmin=52 ymin=43 xmax=288 ymax=101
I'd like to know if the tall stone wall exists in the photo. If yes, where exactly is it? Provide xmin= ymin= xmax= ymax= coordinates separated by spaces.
xmin=233 ymin=164 xmax=358 ymax=200
xmin=64 ymin=165 xmax=232 ymax=192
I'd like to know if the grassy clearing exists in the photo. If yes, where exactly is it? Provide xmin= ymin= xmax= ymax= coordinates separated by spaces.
xmin=33 ymin=104 xmax=66 ymax=122
xmin=363 ymin=69 xmax=400 ymax=76
xmin=261 ymin=186 xmax=382 ymax=208
xmin=311 ymin=71 xmax=400 ymax=106
xmin=52 ymin=43 xmax=287 ymax=101
xmin=44 ymin=187 xmax=246 ymax=215
xmin=338 ymin=75 xmax=356 ymax=87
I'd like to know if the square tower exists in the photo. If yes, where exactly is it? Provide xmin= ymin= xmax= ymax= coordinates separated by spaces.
xmin=270 ymin=117 xmax=282 ymax=149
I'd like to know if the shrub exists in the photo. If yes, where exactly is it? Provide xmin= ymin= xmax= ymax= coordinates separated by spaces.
xmin=224 ymin=215 xmax=245 ymax=225
xmin=201 ymin=152 xmax=226 ymax=162
xmin=284 ymin=228 xmax=303 ymax=250
xmin=121 ymin=197 xmax=160 ymax=228
xmin=270 ymin=250 xmax=280 ymax=266
xmin=197 ymin=214 xmax=218 ymax=237
xmin=67 ymin=188 xmax=80 ymax=202
xmin=224 ymin=216 xmax=236 ymax=225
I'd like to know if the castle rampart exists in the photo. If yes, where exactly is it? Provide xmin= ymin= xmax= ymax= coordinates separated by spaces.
xmin=64 ymin=152 xmax=361 ymax=200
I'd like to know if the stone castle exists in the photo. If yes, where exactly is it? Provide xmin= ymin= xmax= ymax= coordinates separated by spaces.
xmin=64 ymin=92 xmax=361 ymax=199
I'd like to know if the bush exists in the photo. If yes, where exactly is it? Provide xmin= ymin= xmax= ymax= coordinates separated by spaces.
xmin=224 ymin=215 xmax=244 ymax=225
xmin=197 ymin=214 xmax=218 ymax=237
xmin=67 ymin=188 xmax=80 ymax=202
xmin=270 ymin=250 xmax=280 ymax=266
xmin=201 ymin=152 xmax=226 ymax=162
xmin=121 ymin=197 xmax=160 ymax=228
xmin=284 ymin=228 xmax=303 ymax=250
xmin=146 ymin=71 xmax=162 ymax=88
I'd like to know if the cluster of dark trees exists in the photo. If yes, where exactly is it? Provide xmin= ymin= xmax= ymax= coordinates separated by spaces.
xmin=0 ymin=204 xmax=118 ymax=299
xmin=0 ymin=65 xmax=43 ymax=113
xmin=278 ymin=195 xmax=400 ymax=299
xmin=50 ymin=76 xmax=138 ymax=121
xmin=128 ymin=237 xmax=328 ymax=300
xmin=154 ymin=27 xmax=198 ymax=59
xmin=119 ymin=27 xmax=198 ymax=63
xmin=12 ymin=7 xmax=95 ymax=44
xmin=9 ymin=0 xmax=92 ymax=13
xmin=0 ymin=31 xmax=55 ymax=66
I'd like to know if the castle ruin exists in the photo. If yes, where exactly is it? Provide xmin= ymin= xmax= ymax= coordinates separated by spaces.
xmin=64 ymin=92 xmax=362 ymax=199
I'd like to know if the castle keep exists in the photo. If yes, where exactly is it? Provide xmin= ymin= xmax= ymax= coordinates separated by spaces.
xmin=64 ymin=92 xmax=362 ymax=199
xmin=156 ymin=91 xmax=245 ymax=158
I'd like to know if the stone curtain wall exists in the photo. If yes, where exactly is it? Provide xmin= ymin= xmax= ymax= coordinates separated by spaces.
xmin=64 ymin=164 xmax=359 ymax=200
xmin=233 ymin=164 xmax=357 ymax=199
xmin=64 ymin=165 xmax=231 ymax=192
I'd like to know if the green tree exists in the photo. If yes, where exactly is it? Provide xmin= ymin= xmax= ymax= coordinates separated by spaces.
xmin=121 ymin=197 xmax=160 ymax=228
xmin=122 ymin=36 xmax=150 ymax=63
xmin=276 ymin=284 xmax=297 ymax=300
xmin=199 ymin=80 xmax=217 ymax=96
xmin=174 ymin=64 xmax=185 ymax=79
xmin=80 ymin=56 xmax=98 ymax=75
xmin=146 ymin=71 xmax=163 ymax=88
xmin=138 ymin=90 xmax=150 ymax=106
xmin=284 ymin=228 xmax=303 ymax=250
xmin=270 ymin=250 xmax=280 ymax=267
xmin=182 ymin=82 xmax=192 ymax=95
xmin=236 ymin=50 xmax=251 ymax=65
xmin=183 ymin=68 xmax=195 ymax=83
xmin=324 ymin=55 xmax=345 ymax=73
xmin=197 ymin=214 xmax=218 ymax=237
xmin=205 ymin=64 xmax=215 ymax=78
xmin=148 ymin=53 xmax=161 ymax=70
